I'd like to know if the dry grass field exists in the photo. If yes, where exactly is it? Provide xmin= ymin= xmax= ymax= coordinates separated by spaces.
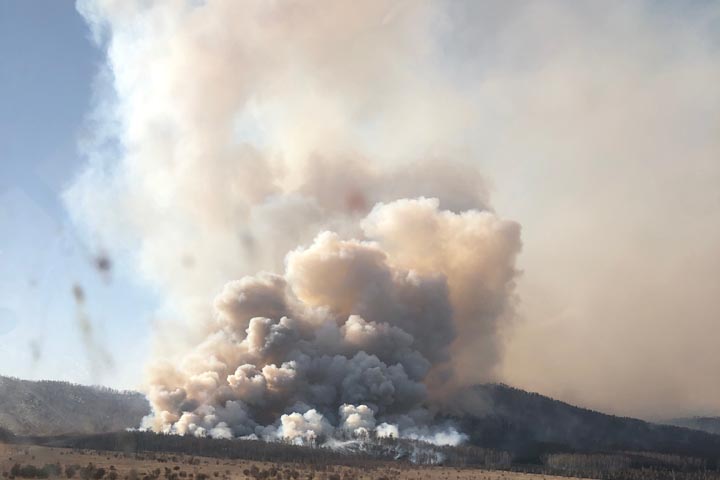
xmin=0 ymin=443 xmax=584 ymax=480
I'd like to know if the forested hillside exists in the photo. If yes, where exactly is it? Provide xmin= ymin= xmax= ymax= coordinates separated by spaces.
xmin=450 ymin=384 xmax=720 ymax=463
xmin=0 ymin=375 xmax=149 ymax=435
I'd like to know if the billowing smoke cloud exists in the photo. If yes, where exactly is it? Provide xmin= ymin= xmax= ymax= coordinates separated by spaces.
xmin=69 ymin=0 xmax=720 ymax=433
xmin=141 ymin=203 xmax=517 ymax=442
xmin=67 ymin=0 xmax=521 ymax=443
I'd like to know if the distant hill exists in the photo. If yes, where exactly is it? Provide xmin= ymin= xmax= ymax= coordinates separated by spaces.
xmin=4 ymin=375 xmax=720 ymax=467
xmin=447 ymin=384 xmax=720 ymax=463
xmin=0 ymin=375 xmax=150 ymax=436
xmin=663 ymin=417 xmax=720 ymax=435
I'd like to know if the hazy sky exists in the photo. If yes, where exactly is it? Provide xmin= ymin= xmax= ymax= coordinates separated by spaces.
xmin=0 ymin=0 xmax=154 ymax=388
xmin=1 ymin=0 xmax=719 ymax=421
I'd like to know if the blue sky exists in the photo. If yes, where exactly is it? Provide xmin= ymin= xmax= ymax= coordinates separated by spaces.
xmin=0 ymin=0 xmax=154 ymax=389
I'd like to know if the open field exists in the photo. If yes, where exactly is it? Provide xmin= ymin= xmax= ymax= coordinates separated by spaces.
xmin=0 ymin=443 xmax=582 ymax=480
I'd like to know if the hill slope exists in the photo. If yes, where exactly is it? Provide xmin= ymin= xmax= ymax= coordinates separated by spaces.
xmin=663 ymin=416 xmax=720 ymax=435
xmin=448 ymin=384 xmax=720 ymax=462
xmin=4 ymin=376 xmax=720 ymax=465
xmin=0 ymin=375 xmax=149 ymax=436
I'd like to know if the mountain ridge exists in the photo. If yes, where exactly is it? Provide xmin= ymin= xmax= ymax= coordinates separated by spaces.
xmin=662 ymin=416 xmax=720 ymax=435
xmin=448 ymin=383 xmax=720 ymax=461
xmin=3 ymin=375 xmax=720 ymax=465
xmin=0 ymin=375 xmax=149 ymax=436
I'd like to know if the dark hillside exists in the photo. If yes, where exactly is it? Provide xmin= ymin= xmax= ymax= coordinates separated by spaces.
xmin=450 ymin=384 xmax=720 ymax=463
xmin=663 ymin=417 xmax=720 ymax=435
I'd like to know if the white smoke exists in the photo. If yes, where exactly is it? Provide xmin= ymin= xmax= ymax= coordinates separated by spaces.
xmin=339 ymin=404 xmax=375 ymax=438
xmin=68 ymin=0 xmax=522 ymax=445
xmin=275 ymin=409 xmax=333 ymax=446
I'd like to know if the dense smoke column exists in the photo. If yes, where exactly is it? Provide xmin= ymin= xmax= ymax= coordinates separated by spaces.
xmin=69 ymin=0 xmax=522 ymax=444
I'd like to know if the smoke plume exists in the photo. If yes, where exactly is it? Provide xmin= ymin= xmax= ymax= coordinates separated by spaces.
xmin=67 ymin=0 xmax=521 ymax=443
xmin=69 ymin=0 xmax=720 ymax=434
xmin=141 ymin=204 xmax=518 ymax=441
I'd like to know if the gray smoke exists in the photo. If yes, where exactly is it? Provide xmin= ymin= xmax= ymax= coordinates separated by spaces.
xmin=142 ymin=203 xmax=519 ymax=443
